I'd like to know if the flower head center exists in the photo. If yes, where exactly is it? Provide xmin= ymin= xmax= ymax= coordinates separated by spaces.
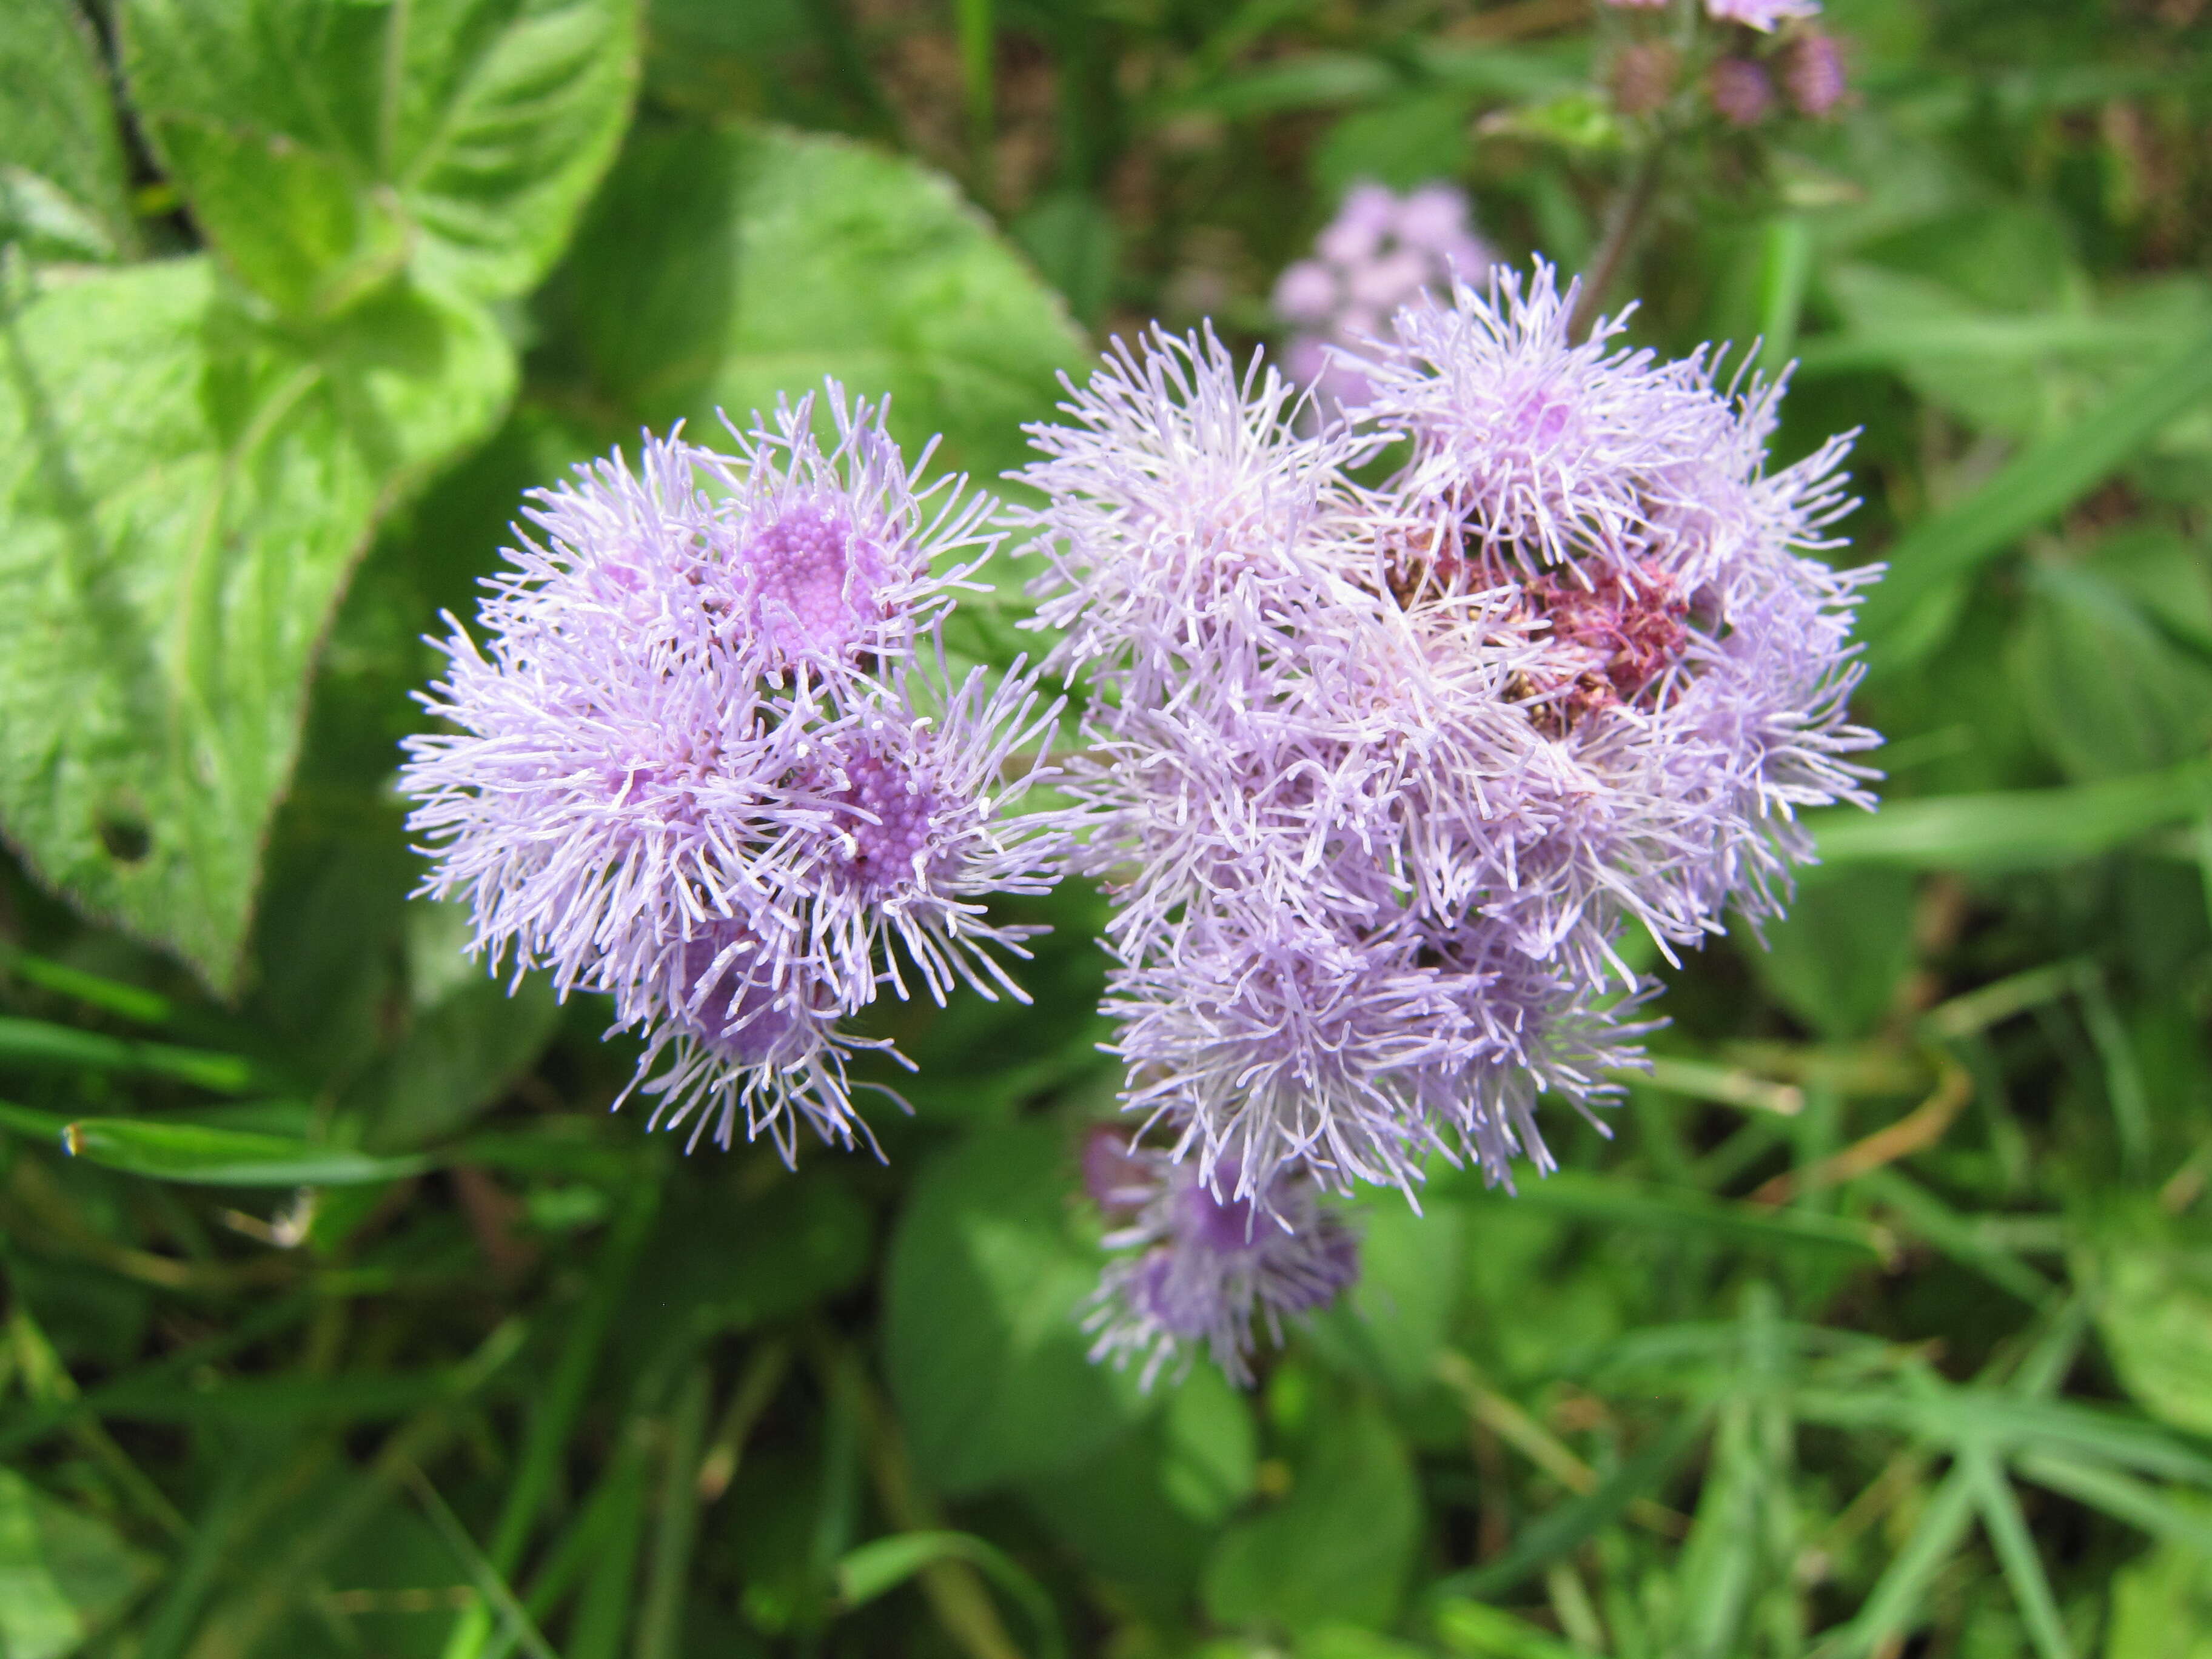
xmin=742 ymin=503 xmax=886 ymax=658
xmin=828 ymin=749 xmax=938 ymax=892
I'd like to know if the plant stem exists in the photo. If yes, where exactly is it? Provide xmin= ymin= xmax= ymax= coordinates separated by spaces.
xmin=1570 ymin=142 xmax=1666 ymax=339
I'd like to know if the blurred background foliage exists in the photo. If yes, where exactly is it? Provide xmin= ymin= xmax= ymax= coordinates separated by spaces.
xmin=2 ymin=0 xmax=2212 ymax=1655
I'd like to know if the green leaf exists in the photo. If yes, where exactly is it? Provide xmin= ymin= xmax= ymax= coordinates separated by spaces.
xmin=535 ymin=121 xmax=1086 ymax=486
xmin=0 ymin=1468 xmax=159 ymax=1659
xmin=2080 ymin=1218 xmax=2212 ymax=1438
xmin=1432 ymin=1599 xmax=1604 ymax=1659
xmin=1744 ymin=865 xmax=1920 ymax=1041
xmin=1433 ymin=1410 xmax=1706 ymax=1603
xmin=0 ymin=258 xmax=514 ymax=991
xmin=2102 ymin=1495 xmax=2212 ymax=1659
xmin=835 ymin=1530 xmax=1065 ymax=1659
xmin=0 ymin=0 xmax=137 ymax=261
xmin=1313 ymin=89 xmax=1484 ymax=196
xmin=0 ymin=949 xmax=175 ymax=1026
xmin=1308 ymin=1193 xmax=1466 ymax=1397
xmin=620 ymin=1167 xmax=870 ymax=1346
xmin=1010 ymin=189 xmax=1116 ymax=329
xmin=119 ymin=0 xmax=641 ymax=313
xmin=883 ymin=1121 xmax=1147 ymax=1496
xmin=1450 ymin=1170 xmax=1892 ymax=1262
xmin=1202 ymin=1392 xmax=1419 ymax=1634
xmin=1967 ymin=1450 xmax=2074 ymax=1659
xmin=0 ymin=1015 xmax=259 ymax=1093
xmin=1014 ymin=1367 xmax=1255 ymax=1615
xmin=0 ymin=1100 xmax=432 ymax=1185
xmin=1860 ymin=327 xmax=2212 ymax=677
xmin=350 ymin=898 xmax=561 ymax=1148
xmin=1809 ymin=758 xmax=2212 ymax=873
xmin=2007 ymin=563 xmax=2212 ymax=783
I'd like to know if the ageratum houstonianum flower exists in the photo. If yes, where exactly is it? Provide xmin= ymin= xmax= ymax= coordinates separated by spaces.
xmin=1021 ymin=264 xmax=1877 ymax=1380
xmin=1081 ymin=1129 xmax=1359 ymax=1388
xmin=400 ymin=386 xmax=1075 ymax=1159
xmin=1272 ymin=181 xmax=1495 ymax=412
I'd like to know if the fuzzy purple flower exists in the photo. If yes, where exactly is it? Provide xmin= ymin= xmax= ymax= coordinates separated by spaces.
xmin=1273 ymin=182 xmax=1496 ymax=412
xmin=1019 ymin=265 xmax=1877 ymax=1271
xmin=1084 ymin=1131 xmax=1359 ymax=1388
xmin=1784 ymin=31 xmax=1849 ymax=116
xmin=401 ymin=386 xmax=1075 ymax=1158
xmin=1706 ymin=0 xmax=1820 ymax=28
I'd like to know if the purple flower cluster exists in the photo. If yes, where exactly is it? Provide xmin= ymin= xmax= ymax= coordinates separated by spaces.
xmin=1082 ymin=1130 xmax=1359 ymax=1388
xmin=1272 ymin=183 xmax=1495 ymax=411
xmin=1604 ymin=0 xmax=1818 ymax=27
xmin=1020 ymin=264 xmax=1877 ymax=1379
xmin=400 ymin=387 xmax=1073 ymax=1159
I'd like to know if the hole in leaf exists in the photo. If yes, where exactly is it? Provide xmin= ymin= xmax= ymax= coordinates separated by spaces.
xmin=97 ymin=815 xmax=151 ymax=864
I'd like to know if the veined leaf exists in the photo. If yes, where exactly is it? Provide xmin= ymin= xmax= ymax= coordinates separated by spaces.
xmin=1808 ymin=757 xmax=2212 ymax=871
xmin=0 ymin=258 xmax=512 ymax=991
xmin=120 ymin=0 xmax=640 ymax=315
xmin=536 ymin=121 xmax=1086 ymax=486
xmin=883 ymin=1122 xmax=1147 ymax=1496
xmin=0 ymin=0 xmax=137 ymax=262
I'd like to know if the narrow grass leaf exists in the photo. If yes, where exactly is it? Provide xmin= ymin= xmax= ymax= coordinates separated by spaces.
xmin=1820 ymin=1462 xmax=1977 ymax=1659
xmin=1433 ymin=1597 xmax=1606 ymax=1658
xmin=1966 ymin=1452 xmax=2073 ymax=1659
xmin=0 ymin=950 xmax=172 ymax=1025
xmin=0 ymin=1016 xmax=256 ymax=1091
xmin=837 ymin=1531 xmax=1067 ymax=1659
xmin=403 ymin=1464 xmax=561 ymax=1659
xmin=1432 ymin=1410 xmax=1708 ymax=1601
xmin=0 ymin=1102 xmax=430 ymax=1185
xmin=1862 ymin=328 xmax=2212 ymax=674
xmin=1463 ymin=1171 xmax=1891 ymax=1261
xmin=443 ymin=1179 xmax=659 ymax=1659
xmin=1809 ymin=757 xmax=2212 ymax=871
xmin=2016 ymin=1449 xmax=2212 ymax=1549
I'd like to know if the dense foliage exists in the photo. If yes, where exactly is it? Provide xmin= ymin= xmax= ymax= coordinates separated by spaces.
xmin=3 ymin=0 xmax=2212 ymax=1655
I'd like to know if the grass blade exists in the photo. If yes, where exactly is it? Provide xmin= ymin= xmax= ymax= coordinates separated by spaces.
xmin=634 ymin=1364 xmax=711 ymax=1659
xmin=837 ymin=1530 xmax=1066 ymax=1659
xmin=1809 ymin=757 xmax=2212 ymax=871
xmin=0 ymin=1102 xmax=429 ymax=1185
xmin=403 ymin=1463 xmax=562 ymax=1659
xmin=1860 ymin=327 xmax=2212 ymax=674
xmin=0 ymin=950 xmax=173 ymax=1025
xmin=1966 ymin=1451 xmax=2073 ymax=1659
xmin=441 ymin=1179 xmax=659 ymax=1659
xmin=2014 ymin=1449 xmax=2212 ymax=1548
xmin=1431 ymin=1409 xmax=1709 ymax=1601
xmin=1817 ymin=1460 xmax=1977 ymax=1659
xmin=0 ymin=1015 xmax=255 ymax=1091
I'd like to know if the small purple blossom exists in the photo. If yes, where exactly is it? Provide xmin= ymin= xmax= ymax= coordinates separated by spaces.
xmin=1272 ymin=182 xmax=1495 ymax=412
xmin=1706 ymin=0 xmax=1820 ymax=28
xmin=1784 ymin=30 xmax=1849 ymax=116
xmin=1084 ymin=1132 xmax=1359 ymax=1388
xmin=1709 ymin=57 xmax=1777 ymax=126
xmin=401 ymin=386 xmax=1075 ymax=1158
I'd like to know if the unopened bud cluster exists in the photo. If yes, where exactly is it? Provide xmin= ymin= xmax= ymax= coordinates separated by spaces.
xmin=1603 ymin=0 xmax=1849 ymax=127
